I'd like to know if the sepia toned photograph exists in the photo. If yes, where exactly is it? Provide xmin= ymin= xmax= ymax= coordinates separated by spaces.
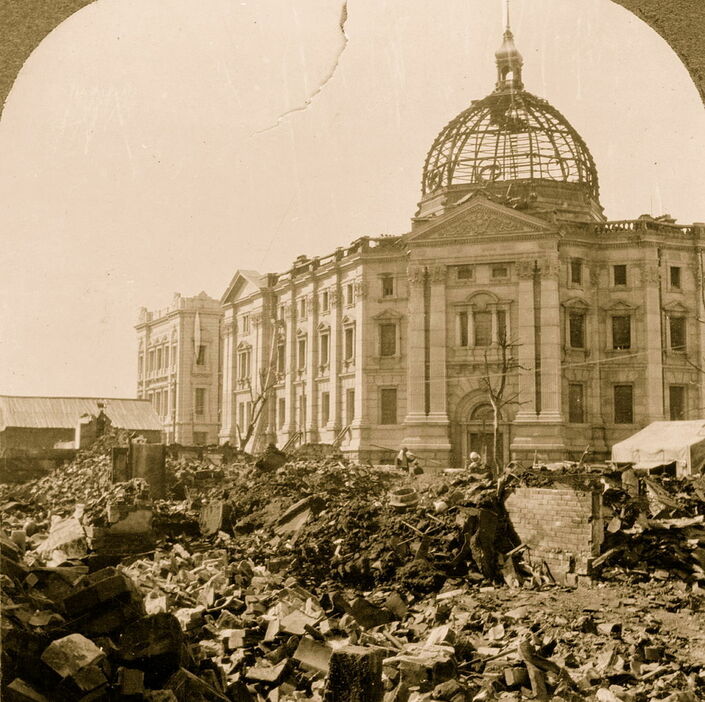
xmin=1 ymin=0 xmax=704 ymax=698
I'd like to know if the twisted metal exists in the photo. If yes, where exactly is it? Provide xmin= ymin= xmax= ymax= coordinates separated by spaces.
xmin=422 ymin=90 xmax=599 ymax=201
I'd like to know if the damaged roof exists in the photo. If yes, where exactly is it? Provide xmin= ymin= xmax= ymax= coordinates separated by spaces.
xmin=0 ymin=395 xmax=163 ymax=432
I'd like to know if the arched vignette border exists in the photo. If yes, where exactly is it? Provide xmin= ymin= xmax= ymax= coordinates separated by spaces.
xmin=0 ymin=0 xmax=704 ymax=115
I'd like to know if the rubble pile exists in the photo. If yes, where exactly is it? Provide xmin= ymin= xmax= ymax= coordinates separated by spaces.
xmin=4 ymin=445 xmax=705 ymax=699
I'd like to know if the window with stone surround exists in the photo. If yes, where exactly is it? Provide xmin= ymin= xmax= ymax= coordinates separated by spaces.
xmin=569 ymin=312 xmax=585 ymax=349
xmin=568 ymin=383 xmax=585 ymax=423
xmin=278 ymin=397 xmax=286 ymax=429
xmin=321 ymin=290 xmax=330 ymax=311
xmin=194 ymin=388 xmax=206 ymax=417
xmin=346 ymin=388 xmax=355 ymax=425
xmin=456 ymin=265 xmax=474 ymax=281
xmin=613 ymin=264 xmax=627 ymax=287
xmin=570 ymin=259 xmax=583 ymax=286
xmin=344 ymin=326 xmax=355 ymax=361
xmin=670 ymin=266 xmax=682 ymax=290
xmin=277 ymin=342 xmax=286 ymax=374
xmin=611 ymin=315 xmax=631 ymax=350
xmin=380 ymin=388 xmax=397 ymax=425
xmin=669 ymin=385 xmax=686 ymax=420
xmin=320 ymin=391 xmax=330 ymax=426
xmin=491 ymin=265 xmax=509 ymax=280
xmin=299 ymin=298 xmax=307 ymax=319
xmin=238 ymin=349 xmax=251 ymax=379
xmin=319 ymin=331 xmax=330 ymax=366
xmin=458 ymin=311 xmax=469 ymax=347
xmin=473 ymin=311 xmax=492 ymax=346
xmin=379 ymin=323 xmax=397 ymax=357
xmin=242 ymin=314 xmax=250 ymax=334
xmin=196 ymin=344 xmax=207 ymax=366
xmin=345 ymin=283 xmax=354 ymax=306
xmin=613 ymin=385 xmax=634 ymax=424
xmin=297 ymin=337 xmax=307 ymax=370
xmin=381 ymin=274 xmax=395 ymax=298
xmin=668 ymin=315 xmax=686 ymax=351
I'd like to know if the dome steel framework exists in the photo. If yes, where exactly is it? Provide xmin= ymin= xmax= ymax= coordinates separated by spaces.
xmin=421 ymin=23 xmax=600 ymax=202
xmin=422 ymin=90 xmax=600 ymax=201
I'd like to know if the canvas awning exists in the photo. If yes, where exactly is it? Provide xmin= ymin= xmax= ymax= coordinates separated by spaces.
xmin=611 ymin=420 xmax=705 ymax=476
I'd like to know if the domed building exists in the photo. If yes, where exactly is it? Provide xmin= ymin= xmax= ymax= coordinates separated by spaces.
xmin=143 ymin=24 xmax=705 ymax=465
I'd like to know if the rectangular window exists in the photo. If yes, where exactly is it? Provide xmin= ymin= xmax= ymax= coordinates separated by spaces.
xmin=491 ymin=265 xmax=509 ymax=279
xmin=138 ymin=356 xmax=143 ymax=377
xmin=193 ymin=431 xmax=207 ymax=446
xmin=299 ymin=395 xmax=306 ymax=427
xmin=613 ymin=264 xmax=627 ymax=286
xmin=299 ymin=298 xmax=307 ymax=318
xmin=612 ymin=316 xmax=631 ymax=350
xmin=148 ymin=350 xmax=155 ymax=373
xmin=321 ymin=391 xmax=330 ymax=426
xmin=196 ymin=344 xmax=206 ymax=365
xmin=381 ymin=275 xmax=394 ymax=297
xmin=669 ymin=385 xmax=686 ymax=420
xmin=156 ymin=347 xmax=163 ymax=371
xmin=238 ymin=350 xmax=250 ymax=379
xmin=568 ymin=384 xmax=585 ymax=423
xmin=319 ymin=332 xmax=330 ymax=366
xmin=277 ymin=343 xmax=286 ymax=373
xmin=669 ymin=316 xmax=686 ymax=351
xmin=164 ymin=346 xmax=170 ymax=368
xmin=242 ymin=315 xmax=250 ymax=334
xmin=670 ymin=266 xmax=682 ymax=289
xmin=459 ymin=311 xmax=469 ymax=347
xmin=195 ymin=388 xmax=206 ymax=416
xmin=171 ymin=344 xmax=177 ymax=367
xmin=613 ymin=385 xmax=634 ymax=424
xmin=278 ymin=397 xmax=286 ymax=429
xmin=238 ymin=402 xmax=245 ymax=431
xmin=457 ymin=265 xmax=474 ymax=281
xmin=344 ymin=327 xmax=354 ymax=360
xmin=279 ymin=304 xmax=286 ymax=321
xmin=569 ymin=313 xmax=585 ymax=349
xmin=380 ymin=388 xmax=397 ymax=425
xmin=346 ymin=283 xmax=354 ymax=306
xmin=380 ymin=323 xmax=397 ymax=357
xmin=298 ymin=338 xmax=307 ymax=369
xmin=163 ymin=390 xmax=169 ymax=417
xmin=496 ymin=309 xmax=507 ymax=344
xmin=346 ymin=388 xmax=355 ymax=425
xmin=321 ymin=290 xmax=329 ymax=311
xmin=473 ymin=311 xmax=492 ymax=346
xmin=570 ymin=259 xmax=583 ymax=285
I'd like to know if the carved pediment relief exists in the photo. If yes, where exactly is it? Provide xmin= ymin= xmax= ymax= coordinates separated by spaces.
xmin=373 ymin=308 xmax=404 ymax=321
xmin=410 ymin=200 xmax=550 ymax=244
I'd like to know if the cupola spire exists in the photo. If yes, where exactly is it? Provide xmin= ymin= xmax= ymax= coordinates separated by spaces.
xmin=495 ymin=0 xmax=523 ymax=91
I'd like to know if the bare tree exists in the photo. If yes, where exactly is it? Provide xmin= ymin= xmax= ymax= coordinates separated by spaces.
xmin=236 ymin=325 xmax=282 ymax=451
xmin=478 ymin=334 xmax=525 ymax=476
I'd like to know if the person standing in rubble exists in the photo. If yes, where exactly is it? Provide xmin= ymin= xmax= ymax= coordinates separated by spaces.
xmin=395 ymin=446 xmax=410 ymax=472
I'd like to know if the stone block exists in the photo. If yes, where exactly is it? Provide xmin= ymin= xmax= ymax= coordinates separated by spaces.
xmin=324 ymin=645 xmax=384 ymax=702
xmin=5 ymin=679 xmax=50 ymax=702
xmin=293 ymin=636 xmax=332 ymax=673
xmin=40 ymin=634 xmax=106 ymax=680
xmin=350 ymin=598 xmax=395 ymax=630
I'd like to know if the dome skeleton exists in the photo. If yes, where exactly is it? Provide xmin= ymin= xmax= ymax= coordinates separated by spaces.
xmin=421 ymin=9 xmax=600 ymax=202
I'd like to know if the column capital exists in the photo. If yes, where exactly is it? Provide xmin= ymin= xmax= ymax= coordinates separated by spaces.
xmin=430 ymin=264 xmax=447 ymax=283
xmin=353 ymin=279 xmax=368 ymax=299
xmin=538 ymin=259 xmax=560 ymax=280
xmin=408 ymin=266 xmax=426 ymax=286
xmin=516 ymin=260 xmax=536 ymax=279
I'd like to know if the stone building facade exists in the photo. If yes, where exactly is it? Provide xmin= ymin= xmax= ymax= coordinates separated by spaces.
xmin=216 ymin=27 xmax=705 ymax=465
xmin=135 ymin=292 xmax=221 ymax=445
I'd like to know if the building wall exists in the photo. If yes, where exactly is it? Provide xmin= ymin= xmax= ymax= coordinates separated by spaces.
xmin=136 ymin=292 xmax=221 ymax=445
xmin=218 ymin=211 xmax=704 ymax=465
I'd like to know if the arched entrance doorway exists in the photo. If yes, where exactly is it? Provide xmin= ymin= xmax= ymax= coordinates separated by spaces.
xmin=465 ymin=403 xmax=506 ymax=467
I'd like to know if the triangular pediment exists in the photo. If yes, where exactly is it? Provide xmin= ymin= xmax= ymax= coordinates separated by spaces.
xmin=408 ymin=195 xmax=554 ymax=244
xmin=221 ymin=269 xmax=265 ymax=304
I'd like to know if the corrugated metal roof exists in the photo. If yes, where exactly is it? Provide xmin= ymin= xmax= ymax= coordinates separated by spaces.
xmin=0 ymin=396 xmax=163 ymax=432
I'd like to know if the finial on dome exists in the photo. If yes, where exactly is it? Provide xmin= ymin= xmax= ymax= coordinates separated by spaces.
xmin=495 ymin=0 xmax=523 ymax=92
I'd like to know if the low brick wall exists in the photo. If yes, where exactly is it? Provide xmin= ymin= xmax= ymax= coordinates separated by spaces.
xmin=504 ymin=486 xmax=603 ymax=583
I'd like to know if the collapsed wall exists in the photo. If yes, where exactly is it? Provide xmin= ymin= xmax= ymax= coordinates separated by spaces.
xmin=504 ymin=485 xmax=603 ymax=584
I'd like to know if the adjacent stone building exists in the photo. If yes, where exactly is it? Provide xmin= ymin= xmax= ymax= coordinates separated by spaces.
xmin=216 ymin=26 xmax=705 ymax=465
xmin=135 ymin=292 xmax=221 ymax=445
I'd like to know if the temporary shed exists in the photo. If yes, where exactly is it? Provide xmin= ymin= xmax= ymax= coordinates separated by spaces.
xmin=611 ymin=420 xmax=705 ymax=476
xmin=0 ymin=395 xmax=163 ymax=451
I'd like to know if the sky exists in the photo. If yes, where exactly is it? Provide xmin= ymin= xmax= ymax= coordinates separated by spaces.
xmin=1 ymin=0 xmax=704 ymax=398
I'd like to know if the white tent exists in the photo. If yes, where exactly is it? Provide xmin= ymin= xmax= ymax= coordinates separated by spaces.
xmin=611 ymin=420 xmax=705 ymax=476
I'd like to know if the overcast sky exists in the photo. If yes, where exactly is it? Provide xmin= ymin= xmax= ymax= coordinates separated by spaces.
xmin=1 ymin=0 xmax=704 ymax=398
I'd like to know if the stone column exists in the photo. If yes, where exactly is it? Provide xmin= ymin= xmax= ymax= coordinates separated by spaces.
xmin=284 ymin=299 xmax=297 ymax=438
xmin=404 ymin=265 xmax=427 ymax=423
xmin=538 ymin=259 xmax=563 ymax=422
xmin=305 ymin=292 xmax=318 ymax=442
xmin=642 ymin=260 xmax=665 ymax=421
xmin=330 ymin=281 xmax=342 ymax=436
xmin=513 ymin=260 xmax=538 ymax=420
xmin=219 ymin=319 xmax=234 ymax=443
xmin=428 ymin=264 xmax=449 ymax=420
